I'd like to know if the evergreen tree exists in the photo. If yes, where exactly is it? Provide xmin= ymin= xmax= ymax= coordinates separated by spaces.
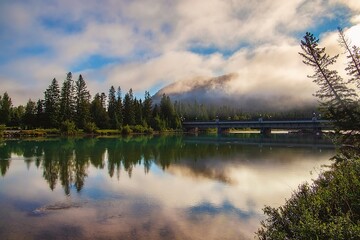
xmin=108 ymin=86 xmax=117 ymax=129
xmin=9 ymin=105 xmax=24 ymax=127
xmin=123 ymin=89 xmax=135 ymax=126
xmin=159 ymin=93 xmax=180 ymax=129
xmin=90 ymin=93 xmax=109 ymax=129
xmin=299 ymin=32 xmax=358 ymax=131
xmin=60 ymin=72 xmax=76 ymax=122
xmin=143 ymin=91 xmax=153 ymax=127
xmin=75 ymin=74 xmax=91 ymax=129
xmin=44 ymin=78 xmax=61 ymax=128
xmin=134 ymin=98 xmax=143 ymax=125
xmin=115 ymin=87 xmax=123 ymax=128
xmin=0 ymin=92 xmax=12 ymax=125
xmin=24 ymin=99 xmax=37 ymax=128
xmin=36 ymin=99 xmax=45 ymax=127
xmin=338 ymin=27 xmax=360 ymax=89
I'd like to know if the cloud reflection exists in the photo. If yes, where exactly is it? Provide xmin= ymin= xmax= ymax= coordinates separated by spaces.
xmin=0 ymin=136 xmax=334 ymax=239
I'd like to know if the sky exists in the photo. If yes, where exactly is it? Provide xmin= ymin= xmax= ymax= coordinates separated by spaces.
xmin=1 ymin=0 xmax=360 ymax=106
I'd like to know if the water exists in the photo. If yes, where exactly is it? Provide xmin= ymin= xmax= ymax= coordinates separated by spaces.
xmin=0 ymin=134 xmax=334 ymax=239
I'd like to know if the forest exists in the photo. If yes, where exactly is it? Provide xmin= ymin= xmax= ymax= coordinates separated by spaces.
xmin=0 ymin=72 xmax=316 ymax=134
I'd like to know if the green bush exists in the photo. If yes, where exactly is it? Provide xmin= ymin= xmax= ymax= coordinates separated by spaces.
xmin=121 ymin=125 xmax=133 ymax=135
xmin=60 ymin=120 xmax=77 ymax=135
xmin=257 ymin=156 xmax=360 ymax=239
xmin=83 ymin=122 xmax=98 ymax=134
xmin=0 ymin=124 xmax=5 ymax=137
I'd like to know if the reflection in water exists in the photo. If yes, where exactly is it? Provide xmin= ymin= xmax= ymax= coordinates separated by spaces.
xmin=0 ymin=135 xmax=334 ymax=239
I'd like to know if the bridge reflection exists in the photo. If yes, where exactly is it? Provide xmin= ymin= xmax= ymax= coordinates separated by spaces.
xmin=182 ymin=120 xmax=332 ymax=134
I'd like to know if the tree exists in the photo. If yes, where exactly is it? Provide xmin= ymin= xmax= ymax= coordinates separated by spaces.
xmin=0 ymin=92 xmax=12 ymax=125
xmin=338 ymin=27 xmax=360 ymax=89
xmin=299 ymin=32 xmax=359 ymax=132
xmin=24 ymin=99 xmax=37 ymax=128
xmin=143 ymin=91 xmax=153 ymax=127
xmin=90 ymin=93 xmax=109 ymax=129
xmin=9 ymin=105 xmax=24 ymax=127
xmin=123 ymin=89 xmax=135 ymax=126
xmin=44 ymin=78 xmax=61 ymax=128
xmin=258 ymin=30 xmax=360 ymax=239
xmin=36 ymin=99 xmax=45 ymax=127
xmin=75 ymin=74 xmax=91 ymax=129
xmin=60 ymin=72 xmax=76 ymax=122
xmin=115 ymin=87 xmax=123 ymax=128
xmin=134 ymin=98 xmax=143 ymax=125
xmin=159 ymin=94 xmax=180 ymax=129
xmin=108 ymin=86 xmax=117 ymax=129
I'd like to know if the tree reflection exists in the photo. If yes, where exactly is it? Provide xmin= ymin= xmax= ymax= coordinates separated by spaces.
xmin=0 ymin=134 xmax=333 ymax=194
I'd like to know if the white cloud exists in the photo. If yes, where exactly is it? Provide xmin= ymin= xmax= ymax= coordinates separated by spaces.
xmin=0 ymin=0 xmax=359 ymax=105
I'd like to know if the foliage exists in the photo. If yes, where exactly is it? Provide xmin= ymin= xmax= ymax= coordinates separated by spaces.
xmin=60 ymin=72 xmax=76 ymax=122
xmin=299 ymin=31 xmax=360 ymax=139
xmin=257 ymin=156 xmax=360 ymax=239
xmin=258 ymin=29 xmax=360 ymax=239
xmin=83 ymin=122 xmax=98 ymax=134
xmin=0 ymin=92 xmax=12 ymax=125
xmin=121 ymin=125 xmax=133 ymax=135
xmin=60 ymin=120 xmax=77 ymax=135
xmin=44 ymin=78 xmax=61 ymax=128
xmin=0 ymin=124 xmax=5 ymax=137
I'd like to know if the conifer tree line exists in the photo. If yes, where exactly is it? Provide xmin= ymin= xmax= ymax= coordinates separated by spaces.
xmin=0 ymin=72 xmax=181 ymax=132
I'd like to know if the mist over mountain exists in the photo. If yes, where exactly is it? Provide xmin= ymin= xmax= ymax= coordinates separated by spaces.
xmin=153 ymin=73 xmax=318 ymax=113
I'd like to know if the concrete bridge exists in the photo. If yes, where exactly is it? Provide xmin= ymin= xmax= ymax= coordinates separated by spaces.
xmin=182 ymin=119 xmax=333 ymax=134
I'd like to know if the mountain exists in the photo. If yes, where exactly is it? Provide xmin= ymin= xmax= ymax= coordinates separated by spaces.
xmin=153 ymin=73 xmax=317 ymax=113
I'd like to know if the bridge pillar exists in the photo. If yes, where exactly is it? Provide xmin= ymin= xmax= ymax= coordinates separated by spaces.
xmin=217 ymin=127 xmax=230 ymax=134
xmin=260 ymin=128 xmax=271 ymax=135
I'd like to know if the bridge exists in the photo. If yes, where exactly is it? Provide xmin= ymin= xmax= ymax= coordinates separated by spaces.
xmin=182 ymin=119 xmax=333 ymax=134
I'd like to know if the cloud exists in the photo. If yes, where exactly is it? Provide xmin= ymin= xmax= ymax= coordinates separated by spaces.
xmin=0 ymin=0 xmax=359 ymax=105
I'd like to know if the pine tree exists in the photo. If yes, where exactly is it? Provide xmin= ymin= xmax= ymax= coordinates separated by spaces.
xmin=90 ymin=93 xmax=109 ymax=129
xmin=36 ymin=99 xmax=45 ymax=127
xmin=0 ymin=92 xmax=12 ymax=125
xmin=123 ymin=89 xmax=135 ymax=126
xmin=75 ymin=74 xmax=91 ymax=129
xmin=338 ymin=27 xmax=360 ymax=89
xmin=24 ymin=99 xmax=37 ymax=128
xmin=143 ymin=91 xmax=153 ymax=127
xmin=44 ymin=78 xmax=61 ymax=128
xmin=108 ymin=86 xmax=117 ymax=129
xmin=115 ymin=87 xmax=123 ymax=128
xmin=299 ymin=32 xmax=357 ymax=130
xmin=60 ymin=72 xmax=76 ymax=122
xmin=134 ymin=98 xmax=143 ymax=125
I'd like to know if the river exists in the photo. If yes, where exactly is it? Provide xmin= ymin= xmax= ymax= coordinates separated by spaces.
xmin=0 ymin=134 xmax=334 ymax=239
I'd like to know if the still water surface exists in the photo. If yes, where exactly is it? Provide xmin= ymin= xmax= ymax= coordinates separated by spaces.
xmin=0 ymin=134 xmax=334 ymax=239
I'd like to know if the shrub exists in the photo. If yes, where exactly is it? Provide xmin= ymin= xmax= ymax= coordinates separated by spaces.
xmin=83 ymin=122 xmax=98 ymax=134
xmin=0 ymin=124 xmax=5 ymax=137
xmin=121 ymin=125 xmax=133 ymax=135
xmin=60 ymin=120 xmax=77 ymax=135
xmin=257 ymin=156 xmax=360 ymax=239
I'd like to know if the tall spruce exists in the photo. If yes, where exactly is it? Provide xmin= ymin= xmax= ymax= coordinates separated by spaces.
xmin=134 ymin=98 xmax=143 ymax=125
xmin=44 ymin=78 xmax=61 ymax=128
xmin=0 ymin=92 xmax=12 ymax=125
xmin=75 ymin=74 xmax=91 ymax=129
xmin=143 ymin=91 xmax=153 ymax=127
xmin=338 ymin=27 xmax=360 ymax=89
xmin=115 ymin=87 xmax=123 ymax=128
xmin=299 ymin=32 xmax=357 ymax=130
xmin=108 ymin=86 xmax=117 ymax=129
xmin=24 ymin=99 xmax=37 ymax=128
xmin=36 ymin=99 xmax=45 ymax=127
xmin=90 ymin=93 xmax=109 ymax=129
xmin=60 ymin=72 xmax=76 ymax=122
xmin=123 ymin=89 xmax=135 ymax=126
